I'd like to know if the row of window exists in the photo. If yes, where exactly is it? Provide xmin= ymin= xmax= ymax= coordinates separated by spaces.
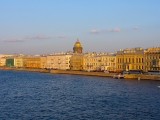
xmin=146 ymin=56 xmax=160 ymax=59
xmin=117 ymin=65 xmax=144 ymax=69
xmin=26 ymin=61 xmax=40 ymax=63
xmin=117 ymin=58 xmax=144 ymax=63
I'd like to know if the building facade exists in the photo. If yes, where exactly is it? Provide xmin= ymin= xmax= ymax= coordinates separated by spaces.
xmin=116 ymin=47 xmax=145 ymax=72
xmin=0 ymin=57 xmax=6 ymax=67
xmin=14 ymin=57 xmax=24 ymax=68
xmin=83 ymin=53 xmax=100 ymax=71
xmin=145 ymin=47 xmax=160 ymax=71
xmin=70 ymin=55 xmax=84 ymax=70
xmin=6 ymin=58 xmax=14 ymax=67
xmin=100 ymin=54 xmax=116 ymax=71
xmin=24 ymin=56 xmax=41 ymax=68
xmin=46 ymin=54 xmax=72 ymax=70
xmin=40 ymin=56 xmax=47 ymax=69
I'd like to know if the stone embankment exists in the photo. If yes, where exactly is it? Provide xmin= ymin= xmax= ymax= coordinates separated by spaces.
xmin=50 ymin=70 xmax=160 ymax=80
xmin=1 ymin=67 xmax=47 ymax=72
xmin=50 ymin=70 xmax=115 ymax=77
xmin=124 ymin=74 xmax=160 ymax=80
xmin=0 ymin=67 xmax=160 ymax=80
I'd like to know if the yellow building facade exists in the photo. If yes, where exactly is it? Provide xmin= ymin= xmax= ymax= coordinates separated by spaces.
xmin=116 ymin=47 xmax=145 ymax=72
xmin=83 ymin=53 xmax=101 ymax=71
xmin=40 ymin=56 xmax=47 ymax=69
xmin=70 ymin=55 xmax=84 ymax=70
xmin=100 ymin=54 xmax=116 ymax=71
xmin=0 ymin=57 xmax=6 ymax=66
xmin=145 ymin=47 xmax=160 ymax=71
xmin=24 ymin=57 xmax=41 ymax=68
xmin=14 ymin=57 xmax=24 ymax=68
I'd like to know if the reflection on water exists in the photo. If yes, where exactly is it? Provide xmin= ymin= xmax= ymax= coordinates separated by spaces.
xmin=0 ymin=70 xmax=160 ymax=119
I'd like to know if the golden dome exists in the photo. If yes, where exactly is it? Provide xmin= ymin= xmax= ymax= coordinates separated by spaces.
xmin=74 ymin=39 xmax=82 ymax=47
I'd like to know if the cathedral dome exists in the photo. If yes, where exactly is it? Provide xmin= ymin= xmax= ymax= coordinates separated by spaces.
xmin=73 ymin=38 xmax=83 ymax=53
xmin=74 ymin=39 xmax=82 ymax=47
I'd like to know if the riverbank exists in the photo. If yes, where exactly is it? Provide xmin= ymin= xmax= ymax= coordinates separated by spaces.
xmin=124 ymin=74 xmax=160 ymax=80
xmin=1 ymin=67 xmax=42 ymax=72
xmin=50 ymin=70 xmax=160 ymax=80
xmin=0 ymin=67 xmax=160 ymax=80
xmin=50 ymin=70 xmax=115 ymax=77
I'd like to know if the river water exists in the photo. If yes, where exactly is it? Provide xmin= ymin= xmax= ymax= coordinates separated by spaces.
xmin=0 ymin=70 xmax=160 ymax=120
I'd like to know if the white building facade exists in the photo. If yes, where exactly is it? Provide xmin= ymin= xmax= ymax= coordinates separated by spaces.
xmin=83 ymin=53 xmax=101 ymax=71
xmin=100 ymin=54 xmax=116 ymax=71
xmin=0 ymin=57 xmax=6 ymax=66
xmin=46 ymin=53 xmax=72 ymax=70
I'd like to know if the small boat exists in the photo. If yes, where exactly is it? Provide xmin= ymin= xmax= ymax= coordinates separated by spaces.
xmin=157 ymin=86 xmax=160 ymax=88
xmin=113 ymin=73 xmax=124 ymax=79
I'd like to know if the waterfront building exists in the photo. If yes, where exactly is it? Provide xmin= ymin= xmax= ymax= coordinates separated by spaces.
xmin=116 ymin=47 xmax=145 ymax=72
xmin=14 ymin=57 xmax=24 ymax=68
xmin=73 ymin=38 xmax=83 ymax=53
xmin=100 ymin=53 xmax=116 ymax=71
xmin=24 ymin=56 xmax=41 ymax=68
xmin=46 ymin=53 xmax=72 ymax=70
xmin=40 ymin=55 xmax=47 ymax=69
xmin=0 ymin=57 xmax=6 ymax=66
xmin=145 ymin=47 xmax=160 ymax=71
xmin=6 ymin=58 xmax=14 ymax=67
xmin=70 ymin=54 xmax=84 ymax=70
xmin=83 ymin=53 xmax=101 ymax=71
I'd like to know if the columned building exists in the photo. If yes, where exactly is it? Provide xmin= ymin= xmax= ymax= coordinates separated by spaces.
xmin=73 ymin=39 xmax=83 ymax=53
xmin=116 ymin=47 xmax=145 ymax=72
xmin=145 ymin=47 xmax=160 ymax=71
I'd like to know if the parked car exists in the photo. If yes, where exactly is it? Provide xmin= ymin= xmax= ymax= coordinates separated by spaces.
xmin=113 ymin=73 xmax=124 ymax=79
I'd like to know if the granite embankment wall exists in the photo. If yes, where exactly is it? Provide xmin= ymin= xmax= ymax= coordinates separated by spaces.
xmin=50 ymin=70 xmax=160 ymax=80
xmin=50 ymin=70 xmax=115 ymax=77
xmin=124 ymin=74 xmax=160 ymax=80
xmin=1 ymin=67 xmax=49 ymax=72
xmin=1 ymin=67 xmax=160 ymax=80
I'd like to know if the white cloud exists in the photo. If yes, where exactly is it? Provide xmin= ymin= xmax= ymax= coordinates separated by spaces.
xmin=90 ymin=29 xmax=101 ymax=34
xmin=107 ymin=28 xmax=121 ymax=32
xmin=133 ymin=26 xmax=139 ymax=30
xmin=2 ymin=34 xmax=53 ymax=42
xmin=3 ymin=38 xmax=24 ymax=42
xmin=25 ymin=34 xmax=52 ymax=40
xmin=113 ymin=28 xmax=121 ymax=32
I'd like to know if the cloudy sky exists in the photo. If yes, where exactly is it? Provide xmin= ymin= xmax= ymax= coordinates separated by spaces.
xmin=0 ymin=0 xmax=160 ymax=54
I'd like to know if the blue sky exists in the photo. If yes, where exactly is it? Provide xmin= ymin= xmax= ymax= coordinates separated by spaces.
xmin=0 ymin=0 xmax=160 ymax=54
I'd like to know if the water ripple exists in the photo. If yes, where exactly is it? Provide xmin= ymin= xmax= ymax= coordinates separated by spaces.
xmin=0 ymin=70 xmax=160 ymax=120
